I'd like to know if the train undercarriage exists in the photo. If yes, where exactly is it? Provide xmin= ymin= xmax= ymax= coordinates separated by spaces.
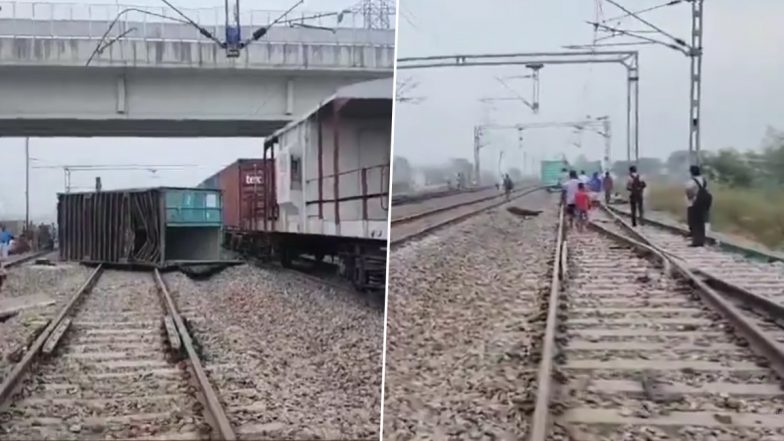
xmin=224 ymin=230 xmax=386 ymax=292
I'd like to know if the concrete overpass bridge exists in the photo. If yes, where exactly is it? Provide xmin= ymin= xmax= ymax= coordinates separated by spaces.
xmin=0 ymin=1 xmax=395 ymax=137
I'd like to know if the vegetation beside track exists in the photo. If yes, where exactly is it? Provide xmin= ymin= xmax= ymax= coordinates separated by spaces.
xmin=647 ymin=183 xmax=784 ymax=250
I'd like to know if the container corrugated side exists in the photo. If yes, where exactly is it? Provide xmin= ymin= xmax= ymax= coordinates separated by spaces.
xmin=211 ymin=159 xmax=275 ymax=232
xmin=58 ymin=189 xmax=164 ymax=265
xmin=236 ymin=160 xmax=275 ymax=231
xmin=540 ymin=161 xmax=565 ymax=187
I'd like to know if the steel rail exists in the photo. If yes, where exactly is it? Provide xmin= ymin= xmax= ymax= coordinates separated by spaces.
xmin=606 ymin=205 xmax=784 ymax=263
xmin=529 ymin=204 xmax=784 ymax=440
xmin=390 ymin=186 xmax=544 ymax=246
xmin=598 ymin=206 xmax=784 ymax=379
xmin=3 ymin=250 xmax=55 ymax=269
xmin=392 ymin=184 xmax=496 ymax=207
xmin=392 ymin=186 xmax=543 ymax=226
xmin=0 ymin=264 xmax=103 ymax=408
xmin=527 ymin=203 xmax=564 ymax=441
xmin=600 ymin=206 xmax=784 ymax=321
xmin=153 ymin=269 xmax=236 ymax=441
xmin=591 ymin=220 xmax=673 ymax=274
xmin=695 ymin=267 xmax=784 ymax=320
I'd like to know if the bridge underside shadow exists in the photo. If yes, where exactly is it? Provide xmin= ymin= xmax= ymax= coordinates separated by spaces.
xmin=0 ymin=118 xmax=290 ymax=137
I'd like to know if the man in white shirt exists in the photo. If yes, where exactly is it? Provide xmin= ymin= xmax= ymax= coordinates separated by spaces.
xmin=578 ymin=170 xmax=590 ymax=184
xmin=562 ymin=170 xmax=581 ymax=227
xmin=558 ymin=168 xmax=569 ymax=187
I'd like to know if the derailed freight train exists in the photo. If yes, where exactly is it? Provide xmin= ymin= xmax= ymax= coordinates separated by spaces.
xmin=199 ymin=78 xmax=391 ymax=291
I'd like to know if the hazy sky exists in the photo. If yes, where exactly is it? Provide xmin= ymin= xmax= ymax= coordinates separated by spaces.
xmin=393 ymin=0 xmax=784 ymax=175
xmin=0 ymin=0 xmax=368 ymax=221
xmin=3 ymin=0 xmax=783 ymax=220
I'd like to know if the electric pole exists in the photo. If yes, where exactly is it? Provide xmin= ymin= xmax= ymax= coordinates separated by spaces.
xmin=602 ymin=117 xmax=612 ymax=170
xmin=689 ymin=0 xmax=704 ymax=165
xmin=473 ymin=126 xmax=482 ymax=185
xmin=498 ymin=151 xmax=505 ymax=180
xmin=581 ymin=0 xmax=703 ymax=164
xmin=25 ymin=138 xmax=29 ymax=230
xmin=517 ymin=128 xmax=525 ymax=175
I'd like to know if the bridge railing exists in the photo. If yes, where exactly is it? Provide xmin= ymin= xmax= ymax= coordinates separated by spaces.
xmin=0 ymin=1 xmax=396 ymax=43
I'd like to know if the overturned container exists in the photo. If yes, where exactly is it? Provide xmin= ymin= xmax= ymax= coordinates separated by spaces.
xmin=57 ymin=187 xmax=223 ymax=267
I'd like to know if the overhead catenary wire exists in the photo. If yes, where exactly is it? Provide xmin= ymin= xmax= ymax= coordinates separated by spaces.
xmin=601 ymin=0 xmax=684 ymax=25
xmin=587 ymin=21 xmax=688 ymax=54
xmin=579 ymin=0 xmax=602 ymax=122
xmin=87 ymin=0 xmax=352 ymax=66
xmin=85 ymin=8 xmax=192 ymax=65
xmin=602 ymin=0 xmax=688 ymax=47
xmin=586 ymin=0 xmax=704 ymax=165
xmin=158 ymin=0 xmax=225 ymax=45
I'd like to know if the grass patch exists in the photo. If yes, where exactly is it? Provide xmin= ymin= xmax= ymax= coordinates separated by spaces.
xmin=648 ymin=183 xmax=784 ymax=250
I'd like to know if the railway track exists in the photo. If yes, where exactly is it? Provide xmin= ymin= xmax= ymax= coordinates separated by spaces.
xmin=0 ymin=268 xmax=234 ymax=440
xmin=390 ymin=186 xmax=543 ymax=245
xmin=2 ymin=251 xmax=56 ymax=269
xmin=383 ymin=191 xmax=557 ymax=440
xmin=603 ymin=207 xmax=784 ymax=312
xmin=163 ymin=263 xmax=384 ymax=440
xmin=391 ymin=185 xmax=495 ymax=207
xmin=530 ymin=205 xmax=784 ymax=441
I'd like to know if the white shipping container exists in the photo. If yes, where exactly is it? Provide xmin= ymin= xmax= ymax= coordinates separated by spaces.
xmin=265 ymin=77 xmax=392 ymax=240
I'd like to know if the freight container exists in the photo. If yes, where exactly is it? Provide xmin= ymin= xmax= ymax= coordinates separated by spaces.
xmin=58 ymin=187 xmax=223 ymax=267
xmin=578 ymin=160 xmax=603 ymax=176
xmin=264 ymin=77 xmax=392 ymax=241
xmin=540 ymin=160 xmax=568 ymax=190
xmin=200 ymin=78 xmax=391 ymax=291
xmin=260 ymin=77 xmax=392 ymax=291
xmin=198 ymin=159 xmax=276 ymax=232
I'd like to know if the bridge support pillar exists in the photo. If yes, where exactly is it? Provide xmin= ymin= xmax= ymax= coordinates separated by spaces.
xmin=116 ymin=75 xmax=127 ymax=115
xmin=286 ymin=79 xmax=295 ymax=116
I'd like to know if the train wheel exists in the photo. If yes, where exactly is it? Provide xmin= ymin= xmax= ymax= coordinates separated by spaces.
xmin=352 ymin=267 xmax=368 ymax=293
xmin=280 ymin=248 xmax=293 ymax=268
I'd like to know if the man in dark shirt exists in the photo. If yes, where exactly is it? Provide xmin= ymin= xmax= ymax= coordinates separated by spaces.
xmin=625 ymin=166 xmax=646 ymax=227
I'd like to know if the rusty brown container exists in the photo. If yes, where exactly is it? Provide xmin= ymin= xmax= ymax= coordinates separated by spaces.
xmin=200 ymin=159 xmax=276 ymax=232
xmin=57 ymin=187 xmax=223 ymax=266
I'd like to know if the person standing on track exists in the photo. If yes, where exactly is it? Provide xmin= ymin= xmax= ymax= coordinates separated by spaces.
xmin=602 ymin=171 xmax=614 ymax=205
xmin=503 ymin=173 xmax=513 ymax=201
xmin=579 ymin=170 xmax=590 ymax=185
xmin=562 ymin=170 xmax=581 ymax=228
xmin=588 ymin=172 xmax=602 ymax=207
xmin=574 ymin=182 xmax=591 ymax=232
xmin=0 ymin=225 xmax=12 ymax=263
xmin=626 ymin=166 xmax=646 ymax=227
xmin=685 ymin=165 xmax=712 ymax=247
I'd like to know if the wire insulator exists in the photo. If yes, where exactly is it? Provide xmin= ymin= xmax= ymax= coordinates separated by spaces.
xmin=252 ymin=27 xmax=269 ymax=41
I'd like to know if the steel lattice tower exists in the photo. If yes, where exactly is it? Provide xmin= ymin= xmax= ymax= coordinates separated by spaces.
xmin=357 ymin=0 xmax=394 ymax=29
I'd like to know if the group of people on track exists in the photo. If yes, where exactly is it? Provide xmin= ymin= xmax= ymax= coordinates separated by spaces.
xmin=559 ymin=165 xmax=712 ymax=247
xmin=561 ymin=170 xmax=599 ymax=232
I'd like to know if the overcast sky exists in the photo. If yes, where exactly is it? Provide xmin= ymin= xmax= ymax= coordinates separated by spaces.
xmin=3 ymin=0 xmax=783 ymax=220
xmin=0 ymin=0 xmax=364 ymax=221
xmin=393 ymin=0 xmax=784 ymax=176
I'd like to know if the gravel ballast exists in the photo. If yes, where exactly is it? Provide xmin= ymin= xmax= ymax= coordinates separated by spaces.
xmin=165 ymin=264 xmax=384 ymax=440
xmin=384 ymin=193 xmax=556 ymax=440
xmin=1 ymin=262 xmax=93 ymax=383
